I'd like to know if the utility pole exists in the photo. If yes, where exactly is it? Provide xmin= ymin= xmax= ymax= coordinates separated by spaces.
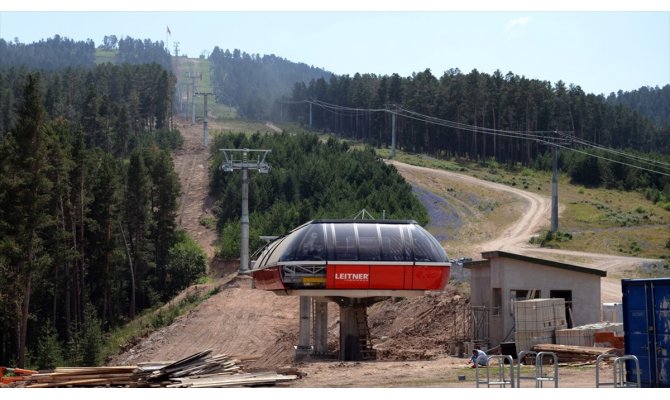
xmin=190 ymin=72 xmax=200 ymax=124
xmin=173 ymin=41 xmax=180 ymax=57
xmin=309 ymin=102 xmax=313 ymax=129
xmin=551 ymin=138 xmax=559 ymax=233
xmin=196 ymin=91 xmax=212 ymax=147
xmin=391 ymin=110 xmax=397 ymax=159
xmin=548 ymin=129 xmax=573 ymax=233
xmin=220 ymin=149 xmax=271 ymax=275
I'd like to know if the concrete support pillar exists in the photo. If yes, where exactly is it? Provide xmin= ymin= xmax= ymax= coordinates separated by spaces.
xmin=313 ymin=300 xmax=328 ymax=353
xmin=296 ymin=296 xmax=312 ymax=360
xmin=339 ymin=304 xmax=365 ymax=361
xmin=239 ymin=166 xmax=250 ymax=275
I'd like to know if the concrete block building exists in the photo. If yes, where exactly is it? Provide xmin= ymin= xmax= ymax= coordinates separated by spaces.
xmin=465 ymin=251 xmax=606 ymax=348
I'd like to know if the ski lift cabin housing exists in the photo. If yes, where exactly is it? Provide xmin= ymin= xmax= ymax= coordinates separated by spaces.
xmin=252 ymin=220 xmax=451 ymax=297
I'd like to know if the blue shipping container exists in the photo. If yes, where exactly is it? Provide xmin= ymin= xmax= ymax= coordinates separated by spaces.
xmin=622 ymin=278 xmax=670 ymax=387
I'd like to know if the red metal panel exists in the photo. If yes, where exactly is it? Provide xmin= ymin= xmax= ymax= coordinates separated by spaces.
xmin=326 ymin=264 xmax=336 ymax=288
xmin=330 ymin=264 xmax=371 ymax=289
xmin=369 ymin=265 xmax=406 ymax=289
xmin=411 ymin=265 xmax=450 ymax=290
xmin=404 ymin=266 xmax=414 ymax=289
xmin=252 ymin=267 xmax=285 ymax=291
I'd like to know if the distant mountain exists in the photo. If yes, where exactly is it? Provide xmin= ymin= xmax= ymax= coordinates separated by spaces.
xmin=607 ymin=85 xmax=670 ymax=128
xmin=208 ymin=46 xmax=332 ymax=119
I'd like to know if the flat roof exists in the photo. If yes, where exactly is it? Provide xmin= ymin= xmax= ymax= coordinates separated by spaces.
xmin=472 ymin=250 xmax=607 ymax=277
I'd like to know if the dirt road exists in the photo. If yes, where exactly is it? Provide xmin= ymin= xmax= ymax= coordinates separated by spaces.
xmin=388 ymin=160 xmax=663 ymax=303
xmin=388 ymin=160 xmax=552 ymax=255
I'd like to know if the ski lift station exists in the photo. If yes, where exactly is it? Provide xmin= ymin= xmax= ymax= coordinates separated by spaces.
xmin=251 ymin=219 xmax=451 ymax=360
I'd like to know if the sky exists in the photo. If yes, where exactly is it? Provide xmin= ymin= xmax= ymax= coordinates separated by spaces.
xmin=0 ymin=2 xmax=669 ymax=96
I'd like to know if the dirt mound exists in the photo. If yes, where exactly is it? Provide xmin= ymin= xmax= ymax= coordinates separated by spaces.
xmin=368 ymin=288 xmax=470 ymax=360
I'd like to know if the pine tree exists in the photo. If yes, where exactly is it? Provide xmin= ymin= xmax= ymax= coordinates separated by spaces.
xmin=124 ymin=150 xmax=152 ymax=317
xmin=0 ymin=73 xmax=54 ymax=367
xmin=149 ymin=149 xmax=181 ymax=300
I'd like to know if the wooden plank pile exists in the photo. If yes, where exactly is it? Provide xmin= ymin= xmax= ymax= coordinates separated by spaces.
xmin=22 ymin=366 xmax=139 ymax=388
xmin=532 ymin=343 xmax=624 ymax=364
xmin=21 ymin=349 xmax=298 ymax=388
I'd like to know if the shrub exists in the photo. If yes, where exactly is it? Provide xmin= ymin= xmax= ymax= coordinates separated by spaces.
xmin=165 ymin=232 xmax=208 ymax=298
xmin=82 ymin=304 xmax=103 ymax=366
xmin=34 ymin=323 xmax=64 ymax=369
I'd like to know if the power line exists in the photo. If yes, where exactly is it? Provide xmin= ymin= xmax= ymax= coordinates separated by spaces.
xmin=287 ymin=98 xmax=670 ymax=177
xmin=551 ymin=141 xmax=670 ymax=177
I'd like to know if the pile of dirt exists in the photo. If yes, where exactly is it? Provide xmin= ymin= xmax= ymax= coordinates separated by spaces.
xmin=368 ymin=287 xmax=470 ymax=360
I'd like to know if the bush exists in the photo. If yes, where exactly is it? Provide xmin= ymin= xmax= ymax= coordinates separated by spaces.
xmin=529 ymin=230 xmax=572 ymax=247
xmin=34 ymin=323 xmax=64 ymax=369
xmin=82 ymin=304 xmax=103 ymax=367
xmin=165 ymin=232 xmax=208 ymax=298
xmin=219 ymin=221 xmax=241 ymax=260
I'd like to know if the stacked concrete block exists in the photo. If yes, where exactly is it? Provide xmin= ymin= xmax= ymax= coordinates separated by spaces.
xmin=555 ymin=322 xmax=624 ymax=347
xmin=514 ymin=298 xmax=567 ymax=352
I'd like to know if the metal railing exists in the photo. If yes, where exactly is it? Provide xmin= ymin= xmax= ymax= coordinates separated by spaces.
xmin=535 ymin=352 xmax=558 ymax=388
xmin=475 ymin=355 xmax=515 ymax=388
xmin=516 ymin=351 xmax=558 ymax=388
xmin=596 ymin=354 xmax=641 ymax=388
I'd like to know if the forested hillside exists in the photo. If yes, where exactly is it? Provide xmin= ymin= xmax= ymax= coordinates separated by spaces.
xmin=208 ymin=47 xmax=331 ymax=119
xmin=209 ymin=133 xmax=428 ymax=258
xmin=607 ymin=84 xmax=670 ymax=128
xmin=289 ymin=69 xmax=670 ymax=197
xmin=0 ymin=36 xmax=172 ymax=71
xmin=0 ymin=64 xmax=202 ymax=369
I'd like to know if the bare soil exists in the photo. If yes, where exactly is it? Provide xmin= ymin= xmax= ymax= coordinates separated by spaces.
xmin=108 ymin=111 xmax=648 ymax=387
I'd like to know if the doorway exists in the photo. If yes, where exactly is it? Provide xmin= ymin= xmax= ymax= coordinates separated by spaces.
xmin=550 ymin=290 xmax=573 ymax=328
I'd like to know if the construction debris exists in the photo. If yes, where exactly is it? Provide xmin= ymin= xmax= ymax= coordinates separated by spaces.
xmin=17 ymin=349 xmax=297 ymax=388
xmin=532 ymin=344 xmax=623 ymax=364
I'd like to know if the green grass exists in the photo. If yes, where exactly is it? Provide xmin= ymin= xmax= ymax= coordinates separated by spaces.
xmin=101 ymin=285 xmax=219 ymax=362
xmin=175 ymin=57 xmax=238 ymax=119
xmin=94 ymin=49 xmax=116 ymax=64
xmin=377 ymin=149 xmax=466 ymax=172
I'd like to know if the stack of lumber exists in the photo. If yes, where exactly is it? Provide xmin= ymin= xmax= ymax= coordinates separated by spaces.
xmin=21 ymin=349 xmax=297 ymax=388
xmin=22 ymin=366 xmax=138 ymax=388
xmin=138 ymin=349 xmax=241 ymax=385
xmin=532 ymin=343 xmax=623 ymax=364
xmin=167 ymin=371 xmax=298 ymax=388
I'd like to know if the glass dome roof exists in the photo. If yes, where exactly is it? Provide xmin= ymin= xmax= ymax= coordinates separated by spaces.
xmin=254 ymin=220 xmax=448 ymax=269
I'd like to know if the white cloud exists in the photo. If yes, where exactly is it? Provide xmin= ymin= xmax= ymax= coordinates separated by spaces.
xmin=505 ymin=16 xmax=531 ymax=32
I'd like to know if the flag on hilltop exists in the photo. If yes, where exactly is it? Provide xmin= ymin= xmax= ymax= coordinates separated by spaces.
xmin=167 ymin=26 xmax=171 ymax=35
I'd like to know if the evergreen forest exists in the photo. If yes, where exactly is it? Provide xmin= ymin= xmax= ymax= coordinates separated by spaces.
xmin=0 ymin=61 xmax=203 ymax=368
xmin=0 ymin=36 xmax=172 ymax=71
xmin=209 ymin=133 xmax=428 ymax=259
xmin=208 ymin=46 xmax=331 ymax=119
xmin=287 ymin=69 xmax=670 ymax=203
